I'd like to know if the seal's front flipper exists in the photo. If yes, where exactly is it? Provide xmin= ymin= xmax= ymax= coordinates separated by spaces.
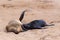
xmin=19 ymin=10 xmax=27 ymax=21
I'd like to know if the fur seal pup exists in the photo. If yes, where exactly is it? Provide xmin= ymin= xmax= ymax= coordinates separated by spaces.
xmin=6 ymin=10 xmax=54 ymax=34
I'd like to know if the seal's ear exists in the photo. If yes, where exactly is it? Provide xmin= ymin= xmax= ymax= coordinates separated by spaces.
xmin=19 ymin=10 xmax=26 ymax=21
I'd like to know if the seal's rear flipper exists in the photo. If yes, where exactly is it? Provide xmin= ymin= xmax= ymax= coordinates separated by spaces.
xmin=19 ymin=10 xmax=27 ymax=21
xmin=45 ymin=24 xmax=54 ymax=26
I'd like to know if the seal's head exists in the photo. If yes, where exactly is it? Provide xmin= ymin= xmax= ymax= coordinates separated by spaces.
xmin=6 ymin=10 xmax=27 ymax=34
xmin=6 ymin=20 xmax=23 ymax=34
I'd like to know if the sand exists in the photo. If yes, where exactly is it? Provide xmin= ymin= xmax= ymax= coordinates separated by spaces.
xmin=0 ymin=0 xmax=60 ymax=40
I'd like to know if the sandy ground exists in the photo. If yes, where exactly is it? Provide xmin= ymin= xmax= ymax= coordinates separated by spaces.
xmin=0 ymin=0 xmax=60 ymax=40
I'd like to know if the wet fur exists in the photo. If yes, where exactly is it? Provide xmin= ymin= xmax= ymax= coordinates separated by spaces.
xmin=22 ymin=20 xmax=54 ymax=30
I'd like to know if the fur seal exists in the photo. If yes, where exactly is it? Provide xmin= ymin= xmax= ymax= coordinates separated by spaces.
xmin=6 ymin=10 xmax=54 ymax=34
